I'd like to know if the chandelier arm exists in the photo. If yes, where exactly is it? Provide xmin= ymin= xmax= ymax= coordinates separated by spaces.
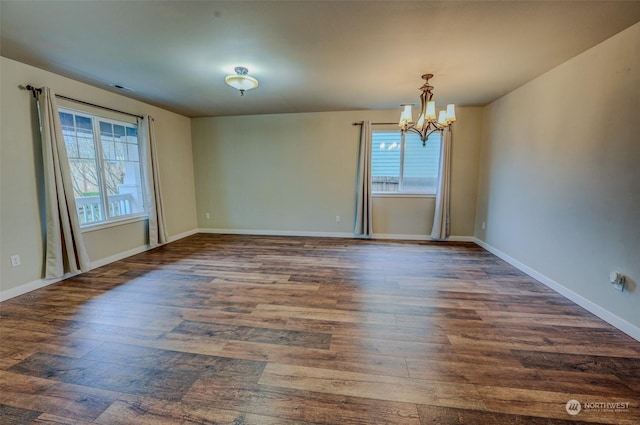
xmin=404 ymin=123 xmax=447 ymax=146
xmin=419 ymin=90 xmax=428 ymax=120
xmin=404 ymin=126 xmax=425 ymax=141
xmin=424 ymin=125 xmax=445 ymax=139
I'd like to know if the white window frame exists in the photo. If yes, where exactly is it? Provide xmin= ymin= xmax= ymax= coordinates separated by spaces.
xmin=371 ymin=129 xmax=441 ymax=198
xmin=58 ymin=107 xmax=149 ymax=231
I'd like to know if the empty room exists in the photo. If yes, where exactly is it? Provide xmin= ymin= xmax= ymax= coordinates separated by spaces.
xmin=1 ymin=1 xmax=639 ymax=424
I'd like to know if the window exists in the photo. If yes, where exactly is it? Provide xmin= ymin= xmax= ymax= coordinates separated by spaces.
xmin=371 ymin=130 xmax=441 ymax=194
xmin=59 ymin=108 xmax=146 ymax=226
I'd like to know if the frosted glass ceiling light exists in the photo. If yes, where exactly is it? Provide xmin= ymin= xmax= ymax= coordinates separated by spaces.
xmin=398 ymin=73 xmax=456 ymax=146
xmin=225 ymin=66 xmax=259 ymax=96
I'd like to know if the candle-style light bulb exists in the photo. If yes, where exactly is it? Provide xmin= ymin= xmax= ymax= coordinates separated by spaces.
xmin=446 ymin=104 xmax=456 ymax=123
xmin=426 ymin=101 xmax=436 ymax=120
xmin=398 ymin=104 xmax=413 ymax=129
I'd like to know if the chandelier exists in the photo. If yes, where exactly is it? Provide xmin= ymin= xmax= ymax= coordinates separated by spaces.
xmin=398 ymin=73 xmax=456 ymax=145
xmin=225 ymin=66 xmax=259 ymax=96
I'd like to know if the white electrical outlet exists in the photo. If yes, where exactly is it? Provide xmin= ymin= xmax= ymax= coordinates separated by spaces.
xmin=10 ymin=255 xmax=21 ymax=267
xmin=205 ymin=212 xmax=210 ymax=219
xmin=482 ymin=222 xmax=486 ymax=230
xmin=335 ymin=215 xmax=341 ymax=223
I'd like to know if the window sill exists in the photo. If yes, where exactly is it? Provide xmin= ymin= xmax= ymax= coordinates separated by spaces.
xmin=373 ymin=192 xmax=436 ymax=199
xmin=80 ymin=214 xmax=149 ymax=233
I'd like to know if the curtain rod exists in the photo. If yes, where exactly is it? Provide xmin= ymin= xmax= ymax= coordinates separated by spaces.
xmin=352 ymin=121 xmax=397 ymax=126
xmin=25 ymin=85 xmax=144 ymax=120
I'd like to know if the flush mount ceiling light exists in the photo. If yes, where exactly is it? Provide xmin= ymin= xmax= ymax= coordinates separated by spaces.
xmin=398 ymin=73 xmax=456 ymax=146
xmin=225 ymin=66 xmax=259 ymax=96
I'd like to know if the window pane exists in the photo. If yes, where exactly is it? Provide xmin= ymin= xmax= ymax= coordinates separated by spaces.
xmin=69 ymin=159 xmax=100 ymax=196
xmin=59 ymin=110 xmax=102 ymax=225
xmin=371 ymin=131 xmax=401 ymax=192
xmin=403 ymin=133 xmax=441 ymax=193
xmin=127 ymin=143 xmax=139 ymax=161
xmin=64 ymin=136 xmax=79 ymax=158
xmin=77 ymin=135 xmax=95 ymax=159
xmin=114 ymin=124 xmax=126 ymax=137
xmin=59 ymin=112 xmax=74 ymax=127
xmin=100 ymin=121 xmax=113 ymax=136
xmin=371 ymin=130 xmax=442 ymax=194
xmin=98 ymin=121 xmax=144 ymax=219
xmin=76 ymin=115 xmax=92 ymax=131
xmin=103 ymin=141 xmax=116 ymax=160
xmin=114 ymin=142 xmax=127 ymax=160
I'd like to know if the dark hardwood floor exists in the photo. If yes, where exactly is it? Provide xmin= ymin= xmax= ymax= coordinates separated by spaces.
xmin=1 ymin=234 xmax=639 ymax=424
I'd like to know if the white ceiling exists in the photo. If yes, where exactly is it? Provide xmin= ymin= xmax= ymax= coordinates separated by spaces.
xmin=2 ymin=1 xmax=640 ymax=118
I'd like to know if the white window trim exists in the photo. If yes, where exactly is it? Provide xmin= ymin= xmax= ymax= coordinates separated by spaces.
xmin=59 ymin=107 xmax=148 ymax=229
xmin=372 ymin=192 xmax=436 ymax=198
xmin=398 ymin=131 xmax=406 ymax=191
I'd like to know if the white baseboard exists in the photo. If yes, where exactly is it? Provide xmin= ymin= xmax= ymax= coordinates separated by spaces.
xmin=372 ymin=233 xmax=428 ymax=241
xmin=0 ymin=228 xmax=200 ymax=302
xmin=447 ymin=236 xmax=476 ymax=242
xmin=372 ymin=233 xmax=475 ymax=242
xmin=198 ymin=228 xmax=355 ymax=238
xmin=168 ymin=228 xmax=199 ymax=242
xmin=0 ymin=245 xmax=150 ymax=301
xmin=199 ymin=227 xmax=475 ymax=242
xmin=0 ymin=274 xmax=72 ymax=302
xmin=91 ymin=228 xmax=199 ymax=268
xmin=90 ymin=244 xmax=150 ymax=269
xmin=473 ymin=238 xmax=640 ymax=342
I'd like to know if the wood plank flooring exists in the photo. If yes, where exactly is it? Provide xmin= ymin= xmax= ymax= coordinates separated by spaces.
xmin=1 ymin=234 xmax=639 ymax=424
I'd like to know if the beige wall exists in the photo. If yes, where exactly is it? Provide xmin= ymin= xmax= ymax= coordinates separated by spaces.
xmin=0 ymin=57 xmax=198 ymax=295
xmin=475 ymin=23 xmax=640 ymax=329
xmin=191 ymin=107 xmax=482 ymax=238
